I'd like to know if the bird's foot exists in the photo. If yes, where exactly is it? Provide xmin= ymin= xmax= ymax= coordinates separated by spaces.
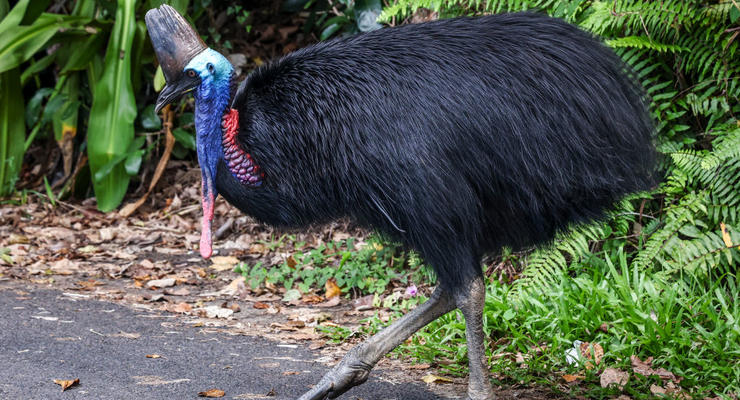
xmin=297 ymin=347 xmax=373 ymax=400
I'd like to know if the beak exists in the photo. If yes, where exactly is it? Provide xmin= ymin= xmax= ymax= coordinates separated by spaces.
xmin=155 ymin=73 xmax=200 ymax=113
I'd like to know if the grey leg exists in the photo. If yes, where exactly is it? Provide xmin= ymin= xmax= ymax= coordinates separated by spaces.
xmin=454 ymin=276 xmax=495 ymax=400
xmin=297 ymin=287 xmax=456 ymax=400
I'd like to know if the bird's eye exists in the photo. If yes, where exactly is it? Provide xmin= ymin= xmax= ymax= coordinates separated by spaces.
xmin=207 ymin=63 xmax=215 ymax=73
xmin=187 ymin=69 xmax=196 ymax=78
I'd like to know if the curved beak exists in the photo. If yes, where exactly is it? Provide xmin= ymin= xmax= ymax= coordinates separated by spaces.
xmin=155 ymin=73 xmax=200 ymax=113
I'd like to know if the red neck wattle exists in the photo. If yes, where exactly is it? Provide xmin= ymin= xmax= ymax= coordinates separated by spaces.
xmin=221 ymin=108 xmax=263 ymax=186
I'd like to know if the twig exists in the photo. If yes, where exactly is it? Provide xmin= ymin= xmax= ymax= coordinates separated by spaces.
xmin=119 ymin=105 xmax=176 ymax=217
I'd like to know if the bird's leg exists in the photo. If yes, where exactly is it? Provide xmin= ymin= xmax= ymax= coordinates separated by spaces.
xmin=454 ymin=276 xmax=495 ymax=400
xmin=297 ymin=287 xmax=456 ymax=400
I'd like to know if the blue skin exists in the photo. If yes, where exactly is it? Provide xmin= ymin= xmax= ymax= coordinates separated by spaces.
xmin=185 ymin=48 xmax=235 ymax=200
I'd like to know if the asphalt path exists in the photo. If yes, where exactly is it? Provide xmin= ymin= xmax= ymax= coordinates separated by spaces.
xmin=0 ymin=286 xmax=447 ymax=400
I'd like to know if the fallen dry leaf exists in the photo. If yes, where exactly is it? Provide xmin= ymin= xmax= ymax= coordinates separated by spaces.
xmin=630 ymin=355 xmax=680 ymax=383
xmin=111 ymin=331 xmax=141 ymax=339
xmin=199 ymin=305 xmax=234 ymax=319
xmin=562 ymin=374 xmax=584 ymax=383
xmin=600 ymin=367 xmax=629 ymax=390
xmin=219 ymin=276 xmax=246 ymax=297
xmin=227 ymin=303 xmax=241 ymax=312
xmin=579 ymin=341 xmax=604 ymax=369
xmin=353 ymin=294 xmax=375 ymax=311
xmin=315 ymin=296 xmax=340 ymax=308
xmin=164 ymin=287 xmax=190 ymax=296
xmin=76 ymin=279 xmax=103 ymax=290
xmin=650 ymin=384 xmax=666 ymax=396
xmin=54 ymin=378 xmax=79 ymax=391
xmin=253 ymin=302 xmax=269 ymax=309
xmin=248 ymin=243 xmax=267 ymax=254
xmin=421 ymin=374 xmax=453 ymax=384
xmin=198 ymin=388 xmax=225 ymax=398
xmin=324 ymin=278 xmax=341 ymax=299
xmin=720 ymin=222 xmax=733 ymax=247
xmin=210 ymin=256 xmax=240 ymax=272
xmin=301 ymin=294 xmax=323 ymax=304
xmin=146 ymin=278 xmax=176 ymax=288
xmin=146 ymin=354 xmax=161 ymax=359
xmin=171 ymin=302 xmax=192 ymax=313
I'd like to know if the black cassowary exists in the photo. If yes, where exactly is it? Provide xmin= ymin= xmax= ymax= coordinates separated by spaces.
xmin=145 ymin=6 xmax=655 ymax=400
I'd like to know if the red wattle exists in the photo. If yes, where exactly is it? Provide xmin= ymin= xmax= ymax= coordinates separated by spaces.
xmin=222 ymin=108 xmax=264 ymax=186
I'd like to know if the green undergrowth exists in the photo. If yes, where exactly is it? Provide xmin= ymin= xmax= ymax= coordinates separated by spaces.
xmin=232 ymin=232 xmax=739 ymax=398
xmin=322 ymin=251 xmax=739 ymax=399
xmin=233 ymin=234 xmax=435 ymax=299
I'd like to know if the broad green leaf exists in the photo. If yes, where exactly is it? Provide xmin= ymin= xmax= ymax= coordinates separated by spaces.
xmin=53 ymin=73 xmax=80 ymax=142
xmin=172 ymin=127 xmax=196 ymax=150
xmin=0 ymin=68 xmax=25 ymax=196
xmin=0 ymin=0 xmax=88 ymax=74
xmin=87 ymin=0 xmax=137 ymax=212
xmin=20 ymin=51 xmax=56 ymax=85
xmin=320 ymin=23 xmax=342 ymax=41
xmin=59 ymin=33 xmax=107 ymax=74
xmin=124 ymin=149 xmax=144 ymax=175
xmin=0 ymin=0 xmax=9 ymax=19
xmin=153 ymin=65 xmax=166 ymax=92
xmin=140 ymin=104 xmax=161 ymax=131
xmin=93 ymin=137 xmax=145 ymax=183
xmin=25 ymin=87 xmax=53 ymax=127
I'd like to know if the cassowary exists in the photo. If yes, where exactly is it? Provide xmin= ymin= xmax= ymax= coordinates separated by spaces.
xmin=145 ymin=5 xmax=655 ymax=400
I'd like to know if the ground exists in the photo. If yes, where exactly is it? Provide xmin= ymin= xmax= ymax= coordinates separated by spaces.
xmin=0 ymin=166 xmax=560 ymax=400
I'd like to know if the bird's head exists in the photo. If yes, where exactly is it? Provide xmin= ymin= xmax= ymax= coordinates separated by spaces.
xmin=146 ymin=5 xmax=235 ymax=259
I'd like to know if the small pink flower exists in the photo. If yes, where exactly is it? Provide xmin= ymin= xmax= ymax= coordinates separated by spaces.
xmin=405 ymin=285 xmax=418 ymax=297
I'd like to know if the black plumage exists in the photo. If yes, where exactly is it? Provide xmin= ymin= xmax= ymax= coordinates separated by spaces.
xmin=218 ymin=13 xmax=655 ymax=291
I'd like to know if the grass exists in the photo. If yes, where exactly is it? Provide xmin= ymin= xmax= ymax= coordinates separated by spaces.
xmin=235 ymin=235 xmax=739 ymax=399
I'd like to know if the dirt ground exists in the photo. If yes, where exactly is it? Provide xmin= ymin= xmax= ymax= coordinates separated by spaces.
xmin=0 ymin=159 xmax=568 ymax=400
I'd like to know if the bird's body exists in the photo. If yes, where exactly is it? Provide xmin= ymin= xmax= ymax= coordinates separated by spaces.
xmin=215 ymin=13 xmax=654 ymax=290
xmin=146 ymin=8 xmax=655 ymax=399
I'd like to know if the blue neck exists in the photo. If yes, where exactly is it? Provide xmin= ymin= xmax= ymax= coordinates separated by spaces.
xmin=193 ymin=60 xmax=233 ymax=197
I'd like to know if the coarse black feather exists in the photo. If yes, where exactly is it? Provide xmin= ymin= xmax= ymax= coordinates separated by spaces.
xmin=217 ymin=12 xmax=656 ymax=291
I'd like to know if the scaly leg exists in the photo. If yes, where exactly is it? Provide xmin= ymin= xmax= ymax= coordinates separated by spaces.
xmin=454 ymin=276 xmax=495 ymax=400
xmin=297 ymin=287 xmax=456 ymax=400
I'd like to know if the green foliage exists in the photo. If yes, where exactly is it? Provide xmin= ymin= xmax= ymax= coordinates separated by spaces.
xmin=234 ymin=235 xmax=433 ymax=297
xmin=87 ymin=0 xmax=138 ymax=212
xmin=0 ymin=0 xmax=88 ymax=74
xmin=0 ymin=68 xmax=25 ymax=196
xmin=413 ymin=256 xmax=740 ymax=397
xmin=285 ymin=0 xmax=383 ymax=41
xmin=0 ymin=0 xmax=202 ymax=209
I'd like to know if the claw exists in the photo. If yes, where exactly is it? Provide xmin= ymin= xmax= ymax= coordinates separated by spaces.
xmin=297 ymin=347 xmax=372 ymax=400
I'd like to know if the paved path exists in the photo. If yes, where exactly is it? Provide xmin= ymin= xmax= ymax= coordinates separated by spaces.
xmin=0 ymin=286 xmax=447 ymax=400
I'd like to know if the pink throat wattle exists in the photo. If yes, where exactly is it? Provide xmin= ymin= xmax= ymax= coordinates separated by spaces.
xmin=221 ymin=108 xmax=263 ymax=186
